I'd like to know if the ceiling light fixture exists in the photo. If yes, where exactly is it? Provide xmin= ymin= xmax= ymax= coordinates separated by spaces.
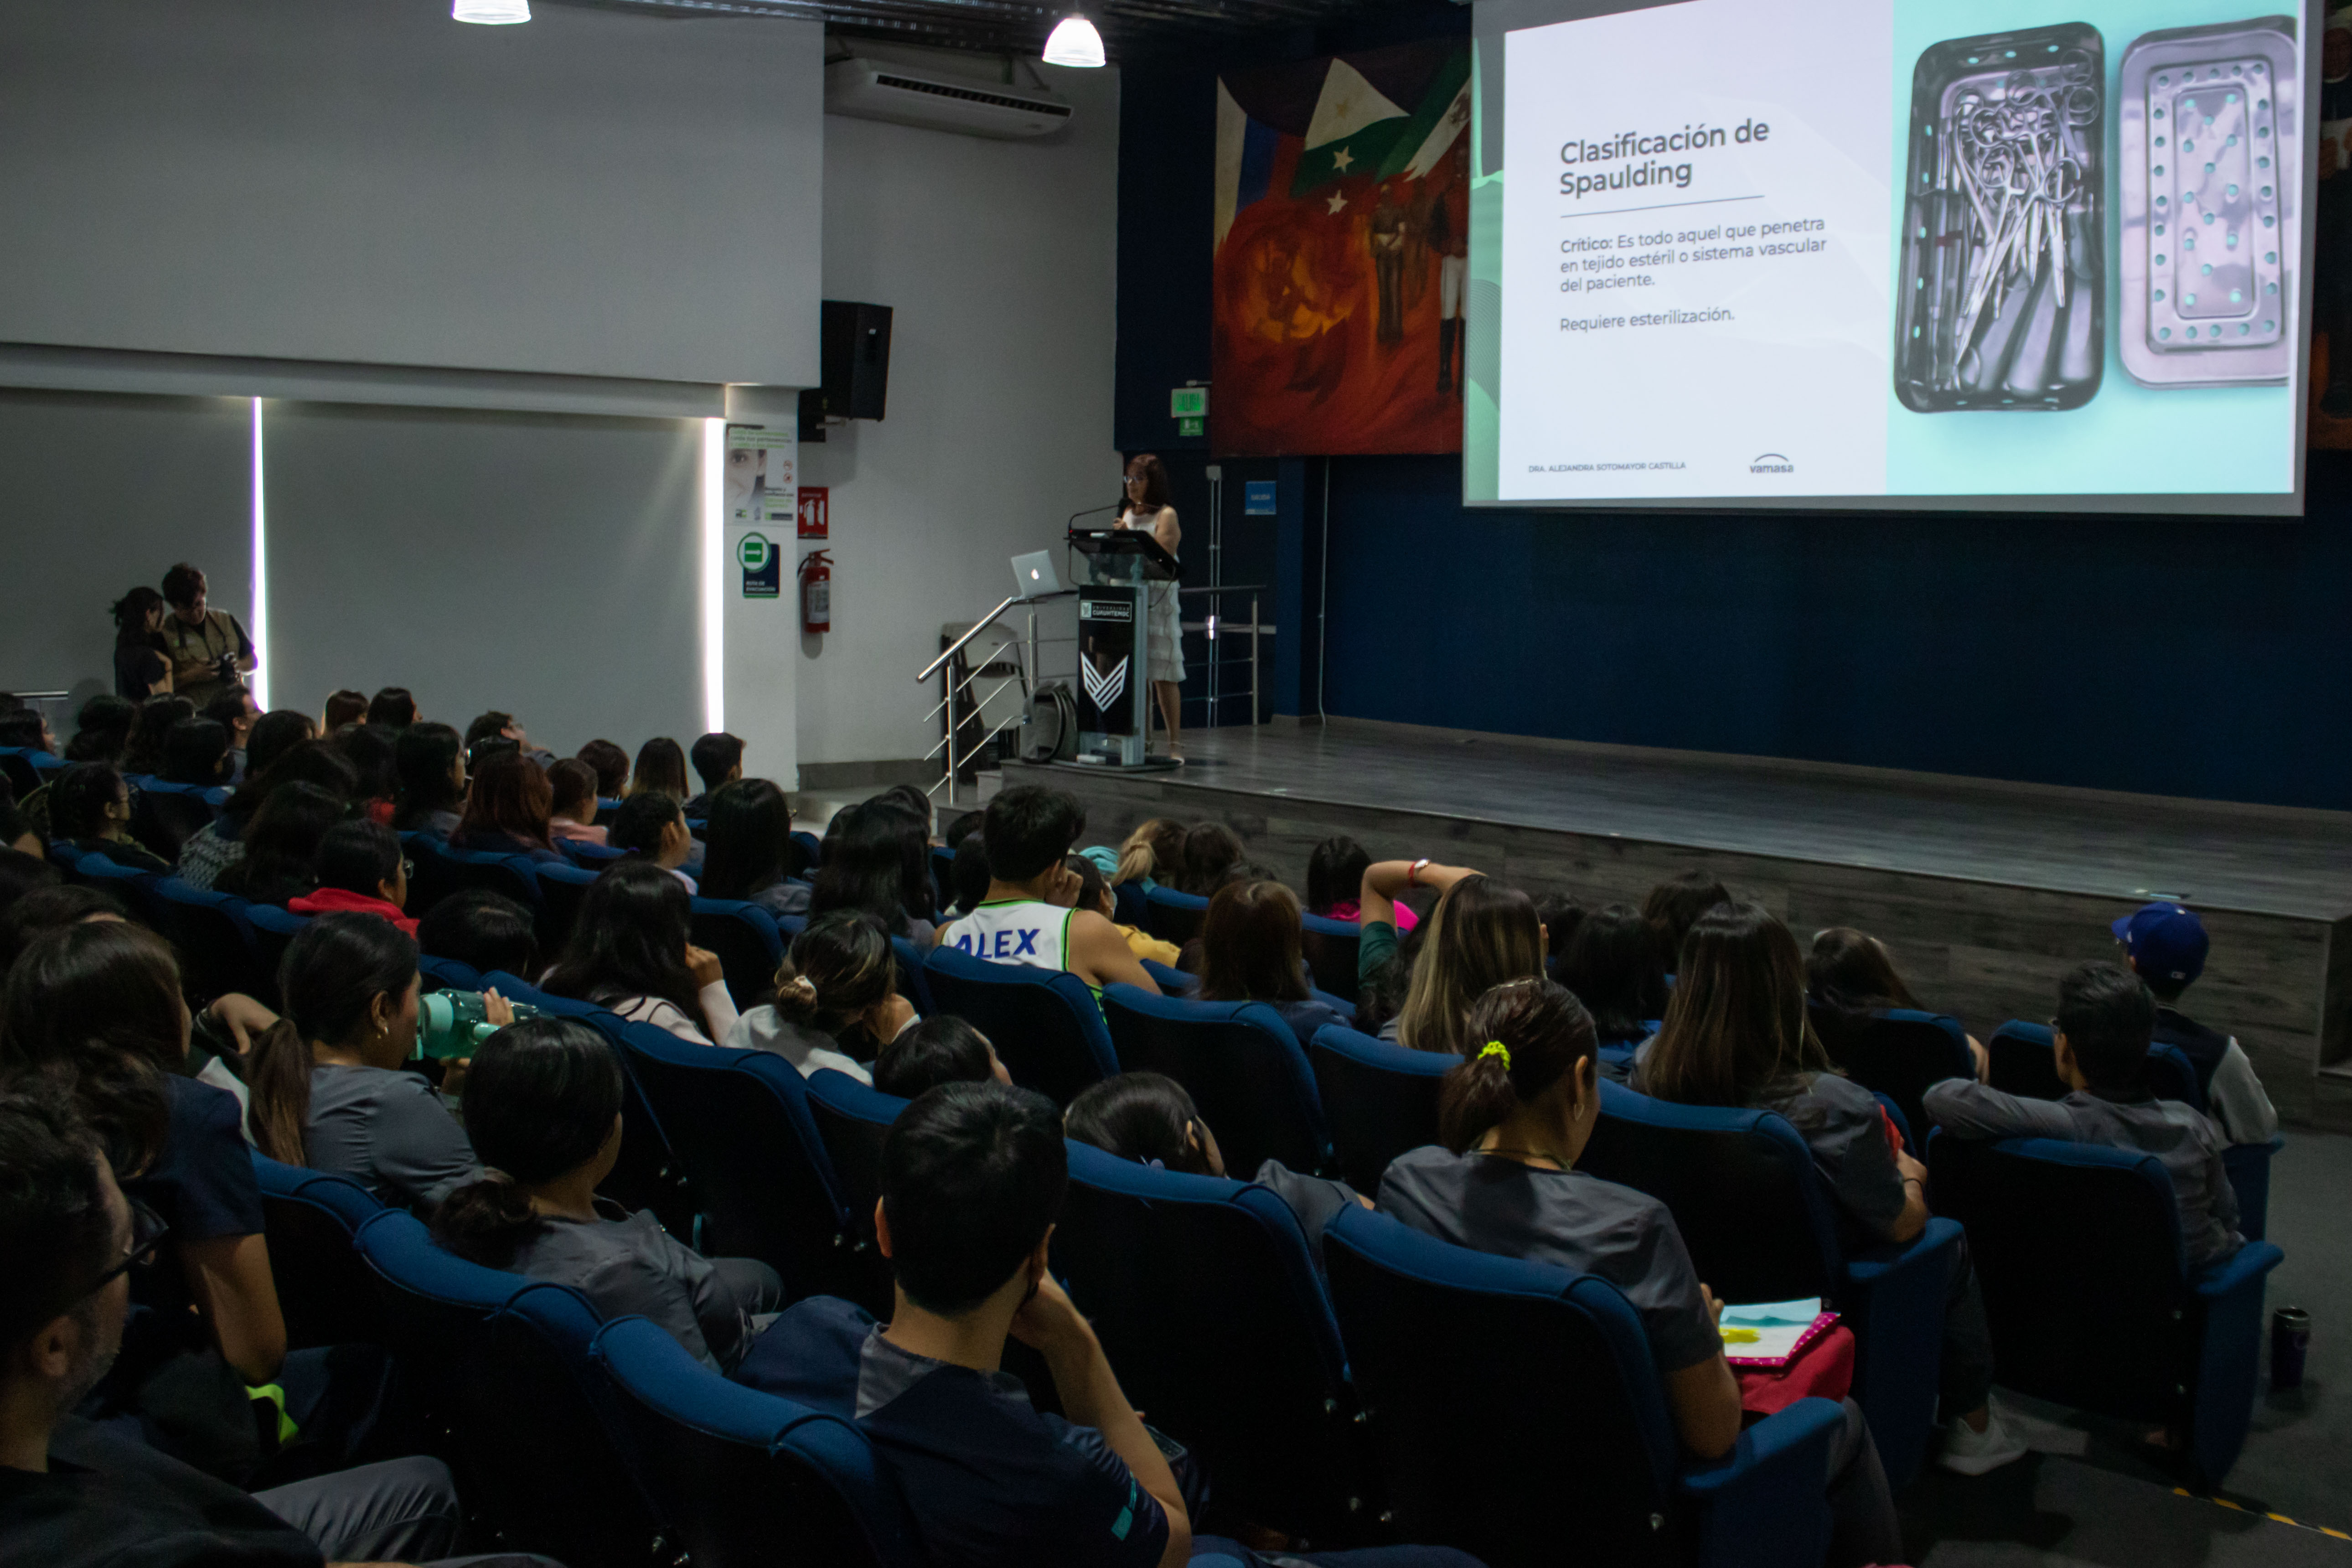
xmin=1042 ymin=13 xmax=1105 ymax=67
xmin=453 ymin=0 xmax=531 ymax=22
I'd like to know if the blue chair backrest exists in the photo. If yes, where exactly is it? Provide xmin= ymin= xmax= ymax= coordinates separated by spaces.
xmin=242 ymin=903 xmax=310 ymax=1004
xmin=1111 ymin=879 xmax=1148 ymax=929
xmin=927 ymin=845 xmax=953 ymax=911
xmin=418 ymin=953 xmax=488 ymax=992
xmin=535 ymin=860 xmax=600 ymax=952
xmin=1985 ymin=1019 xmax=2203 ymax=1112
xmin=889 ymin=935 xmax=934 ymax=1017
xmin=1054 ymin=1143 xmax=1365 ymax=1540
xmin=353 ymin=1207 xmax=532 ymax=1426
xmin=401 ymin=837 xmax=467 ymax=916
xmin=450 ymin=847 xmax=545 ymax=911
xmin=1576 ymin=1082 xmax=1846 ymax=1303
xmin=62 ymin=854 xmax=163 ymax=918
xmin=1321 ymin=1204 xmax=1701 ymax=1568
xmin=612 ymin=1022 xmax=883 ymax=1309
xmin=920 ymin=944 xmax=1117 ymax=1105
xmin=1306 ymin=1024 xmax=1450 ymax=1192
xmin=1139 ymin=957 xmax=1194 ymax=995
xmin=1810 ymin=1005 xmax=1974 ymax=1142
xmin=562 ymin=838 xmax=629 ymax=865
xmin=690 ymin=898 xmax=786 ymax=1012
xmin=790 ymin=828 xmax=824 ymax=875
xmin=150 ymin=877 xmax=267 ymax=1000
xmin=1142 ymin=884 xmax=1210 ymax=944
xmin=1925 ymin=1133 xmax=2199 ymax=1422
xmin=465 ymin=1282 xmax=665 ymax=1568
xmin=803 ymin=1069 xmax=907 ymax=1253
xmin=0 ymin=747 xmax=63 ymax=799
xmin=1099 ymin=985 xmax=1331 ymax=1175
xmin=1298 ymin=911 xmax=1364 ymax=1003
xmin=251 ymin=1153 xmax=384 ymax=1350
xmin=591 ymin=1315 xmax=920 ymax=1568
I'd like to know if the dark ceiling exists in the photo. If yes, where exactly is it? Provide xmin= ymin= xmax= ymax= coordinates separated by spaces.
xmin=553 ymin=0 xmax=1431 ymax=62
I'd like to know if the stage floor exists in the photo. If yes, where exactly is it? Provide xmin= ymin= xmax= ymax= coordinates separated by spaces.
xmin=1005 ymin=719 xmax=2352 ymax=1130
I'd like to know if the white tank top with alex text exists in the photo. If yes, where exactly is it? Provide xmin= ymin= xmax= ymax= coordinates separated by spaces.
xmin=938 ymin=900 xmax=1076 ymax=975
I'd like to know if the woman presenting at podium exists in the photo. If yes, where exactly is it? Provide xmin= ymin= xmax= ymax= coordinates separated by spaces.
xmin=1117 ymin=453 xmax=1185 ymax=763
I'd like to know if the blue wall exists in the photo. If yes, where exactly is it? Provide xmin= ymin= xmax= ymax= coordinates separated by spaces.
xmin=1117 ymin=18 xmax=2352 ymax=810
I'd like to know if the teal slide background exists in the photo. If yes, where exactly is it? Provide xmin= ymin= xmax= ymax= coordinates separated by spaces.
xmin=1885 ymin=0 xmax=2298 ymax=496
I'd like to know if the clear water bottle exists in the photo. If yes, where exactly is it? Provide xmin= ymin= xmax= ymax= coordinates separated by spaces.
xmin=415 ymin=992 xmax=539 ymax=1059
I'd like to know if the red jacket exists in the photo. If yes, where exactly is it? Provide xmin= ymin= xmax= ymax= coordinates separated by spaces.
xmin=287 ymin=886 xmax=419 ymax=936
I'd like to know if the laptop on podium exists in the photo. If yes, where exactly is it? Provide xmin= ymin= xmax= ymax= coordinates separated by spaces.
xmin=1012 ymin=550 xmax=1063 ymax=600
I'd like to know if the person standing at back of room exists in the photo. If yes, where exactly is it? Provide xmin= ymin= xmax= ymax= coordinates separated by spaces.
xmin=155 ymin=564 xmax=255 ymax=710
xmin=935 ymin=787 xmax=1159 ymax=996
xmin=1113 ymin=455 xmax=1185 ymax=764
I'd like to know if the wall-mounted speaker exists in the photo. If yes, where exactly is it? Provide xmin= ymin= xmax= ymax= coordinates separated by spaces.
xmin=818 ymin=300 xmax=893 ymax=421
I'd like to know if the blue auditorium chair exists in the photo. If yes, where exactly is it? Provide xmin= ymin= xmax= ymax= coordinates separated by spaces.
xmin=1053 ymin=1143 xmax=1373 ymax=1542
xmin=1575 ymin=1082 xmax=1958 ymax=1490
xmin=611 ymin=1021 xmax=886 ymax=1311
xmin=353 ymin=1207 xmax=529 ymax=1433
xmin=927 ymin=845 xmax=953 ymax=910
xmin=1986 ymin=1018 xmax=2202 ymax=1111
xmin=1299 ymin=911 xmax=1364 ymax=1004
xmin=535 ymin=859 xmax=599 ymax=952
xmin=1321 ymin=1205 xmax=1840 ymax=1568
xmin=591 ymin=1316 xmax=922 ymax=1568
xmin=417 ymin=953 xmax=489 ymax=992
xmin=2222 ymin=1137 xmax=2285 ymax=1243
xmin=243 ymin=903 xmax=309 ymax=1004
xmin=1140 ymin=957 xmax=1196 ymax=995
xmin=790 ymin=828 xmax=824 ymax=875
xmin=252 ymin=1153 xmax=384 ymax=1351
xmin=149 ymin=878 xmax=269 ymax=1001
xmin=448 ymin=847 xmax=545 ymax=916
xmin=61 ymin=853 xmax=164 ymax=922
xmin=920 ymin=945 xmax=1117 ymax=1105
xmin=560 ymin=838 xmax=629 ymax=866
xmin=0 ymin=745 xmax=63 ymax=801
xmin=482 ymin=974 xmax=694 ymax=1238
xmin=1142 ymin=884 xmax=1210 ymax=945
xmin=1112 ymin=879 xmax=1148 ymax=928
xmin=1099 ymin=985 xmax=1332 ymax=1176
xmin=803 ymin=1069 xmax=906 ymax=1254
xmin=889 ymin=935 xmax=934 ymax=1017
xmin=1306 ymin=1024 xmax=1450 ymax=1193
xmin=125 ymin=776 xmax=227 ymax=861
xmin=690 ymin=897 xmax=785 ymax=1012
xmin=1926 ymin=1133 xmax=2285 ymax=1487
xmin=1811 ymin=1004 xmax=1975 ymax=1144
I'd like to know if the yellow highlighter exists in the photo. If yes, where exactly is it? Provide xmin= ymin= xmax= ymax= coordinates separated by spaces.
xmin=1720 ymin=1327 xmax=1761 ymax=1345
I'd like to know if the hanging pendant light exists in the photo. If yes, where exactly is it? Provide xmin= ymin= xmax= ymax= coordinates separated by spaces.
xmin=1043 ymin=13 xmax=1106 ymax=67
xmin=453 ymin=0 xmax=531 ymax=22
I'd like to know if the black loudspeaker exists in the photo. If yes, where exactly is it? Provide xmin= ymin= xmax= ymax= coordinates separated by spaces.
xmin=819 ymin=300 xmax=893 ymax=420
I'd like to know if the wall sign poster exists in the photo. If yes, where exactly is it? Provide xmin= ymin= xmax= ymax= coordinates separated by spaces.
xmin=2314 ymin=7 xmax=2352 ymax=446
xmin=1212 ymin=39 xmax=1471 ymax=457
xmin=738 ymin=532 xmax=781 ymax=598
xmin=797 ymin=486 xmax=829 ymax=538
xmin=724 ymin=427 xmax=798 ymax=527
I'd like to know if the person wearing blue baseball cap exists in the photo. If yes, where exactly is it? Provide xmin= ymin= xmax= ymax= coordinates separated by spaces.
xmin=2112 ymin=903 xmax=2278 ymax=1146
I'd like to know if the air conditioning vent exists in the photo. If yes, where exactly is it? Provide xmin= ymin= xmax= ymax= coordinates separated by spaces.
xmin=825 ymin=57 xmax=1075 ymax=140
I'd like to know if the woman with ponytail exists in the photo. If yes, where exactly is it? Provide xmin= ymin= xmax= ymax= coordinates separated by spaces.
xmin=1633 ymin=901 xmax=2014 ymax=1475
xmin=431 ymin=1017 xmax=781 ymax=1372
xmin=1378 ymin=978 xmax=1744 ymax=1460
xmin=722 ymin=911 xmax=914 ymax=1084
xmin=245 ymin=912 xmax=486 ymax=1210
xmin=1110 ymin=818 xmax=1188 ymax=895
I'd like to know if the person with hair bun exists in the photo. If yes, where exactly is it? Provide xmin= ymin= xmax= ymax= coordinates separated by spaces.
xmin=1111 ymin=818 xmax=1188 ymax=895
xmin=724 ymin=911 xmax=914 ymax=1084
xmin=432 ymin=1017 xmax=782 ymax=1372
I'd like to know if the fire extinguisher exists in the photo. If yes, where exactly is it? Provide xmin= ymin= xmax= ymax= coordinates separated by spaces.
xmin=799 ymin=549 xmax=832 ymax=634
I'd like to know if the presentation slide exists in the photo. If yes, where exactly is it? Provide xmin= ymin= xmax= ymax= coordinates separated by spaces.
xmin=1462 ymin=0 xmax=2316 ymax=512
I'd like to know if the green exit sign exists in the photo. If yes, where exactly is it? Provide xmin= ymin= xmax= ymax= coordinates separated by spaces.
xmin=1170 ymin=386 xmax=1208 ymax=417
xmin=1178 ymin=416 xmax=1204 ymax=436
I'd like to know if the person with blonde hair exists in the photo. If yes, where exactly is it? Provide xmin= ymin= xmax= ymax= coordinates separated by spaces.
xmin=1111 ymin=818 xmax=1188 ymax=893
xmin=1354 ymin=857 xmax=1545 ymax=1055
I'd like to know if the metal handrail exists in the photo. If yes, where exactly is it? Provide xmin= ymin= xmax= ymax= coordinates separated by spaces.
xmin=915 ymin=595 xmax=1024 ymax=685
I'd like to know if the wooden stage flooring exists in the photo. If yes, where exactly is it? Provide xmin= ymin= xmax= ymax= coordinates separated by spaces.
xmin=1003 ymin=720 xmax=2352 ymax=1133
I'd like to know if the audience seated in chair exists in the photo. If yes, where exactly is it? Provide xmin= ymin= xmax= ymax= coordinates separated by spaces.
xmin=1194 ymin=879 xmax=1345 ymax=1046
xmin=0 ymin=847 xmax=61 ymax=923
xmin=0 ymin=706 xmax=57 ymax=758
xmin=242 ymin=710 xmax=318 ymax=785
xmin=1807 ymin=926 xmax=1989 ymax=1081
xmin=179 ymin=742 xmax=359 ymax=893
xmin=1925 ymin=961 xmax=2244 ymax=1271
xmin=120 ymin=696 xmax=192 ymax=779
xmin=1306 ymin=834 xmax=1418 ymax=933
xmin=414 ymin=888 xmax=540 ymax=985
xmin=811 ymin=799 xmax=940 ymax=946
xmin=607 ymin=793 xmax=697 ymax=893
xmin=1067 ymin=1070 xmax=1366 ymax=1255
xmin=1066 ymin=854 xmax=1177 ymax=966
xmin=1642 ymin=871 xmax=1732 ymax=976
xmin=245 ymin=914 xmax=487 ymax=1211
xmin=696 ymin=778 xmax=809 ymax=919
xmin=1356 ymin=858 xmax=1539 ymax=1053
xmin=1556 ymin=902 xmax=1667 ymax=1054
xmin=1173 ymin=823 xmax=1242 ymax=897
xmin=2111 ymin=903 xmax=2279 ymax=1146
xmin=1632 ymin=901 xmax=2018 ymax=1476
xmin=541 ymin=861 xmax=734 ymax=1044
xmin=431 ymin=1016 xmax=783 ymax=1372
xmin=0 ymin=1090 xmax=516 ymax=1568
xmin=321 ymin=688 xmax=367 ymax=735
xmin=1110 ymin=817 xmax=1188 ymax=898
xmin=682 ymin=731 xmax=745 ymax=819
xmin=627 ymin=737 xmax=689 ymax=803
xmin=935 ymin=787 xmax=1158 ymax=994
xmin=64 ymin=695 xmax=134 ymax=766
xmin=449 ymin=751 xmax=569 ymax=865
xmin=390 ymin=722 xmax=467 ymax=839
xmin=48 ymin=765 xmax=171 ymax=875
xmin=576 ymin=738 xmax=629 ymax=802
xmin=946 ymin=837 xmax=992 ymax=920
xmin=544 ymin=758 xmax=607 ymax=849
xmin=725 ymin=910 xmax=915 ymax=1083
xmin=289 ymin=820 xmax=415 ymax=935
xmin=873 ymin=1014 xmax=1009 ymax=1100
xmin=334 ymin=724 xmax=398 ymax=826
xmin=0 ymin=884 xmax=123 ymax=974
xmin=214 ymin=782 xmax=344 ymax=906
xmin=200 ymin=691 xmax=262 ymax=782
xmin=364 ymin=687 xmax=418 ymax=730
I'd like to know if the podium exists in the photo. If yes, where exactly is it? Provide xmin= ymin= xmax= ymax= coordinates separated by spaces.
xmin=1069 ymin=527 xmax=1179 ymax=767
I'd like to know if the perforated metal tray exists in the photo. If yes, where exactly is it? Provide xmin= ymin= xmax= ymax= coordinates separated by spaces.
xmin=2119 ymin=17 xmax=2300 ymax=386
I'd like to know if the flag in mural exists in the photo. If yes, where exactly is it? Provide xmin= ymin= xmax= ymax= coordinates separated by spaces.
xmin=1212 ymin=39 xmax=1471 ymax=457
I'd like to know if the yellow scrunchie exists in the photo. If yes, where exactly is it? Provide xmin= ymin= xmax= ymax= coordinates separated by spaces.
xmin=1478 ymin=1040 xmax=1511 ymax=1070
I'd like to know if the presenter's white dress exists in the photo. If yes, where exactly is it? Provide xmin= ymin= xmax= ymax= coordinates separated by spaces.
xmin=1120 ymin=507 xmax=1186 ymax=684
